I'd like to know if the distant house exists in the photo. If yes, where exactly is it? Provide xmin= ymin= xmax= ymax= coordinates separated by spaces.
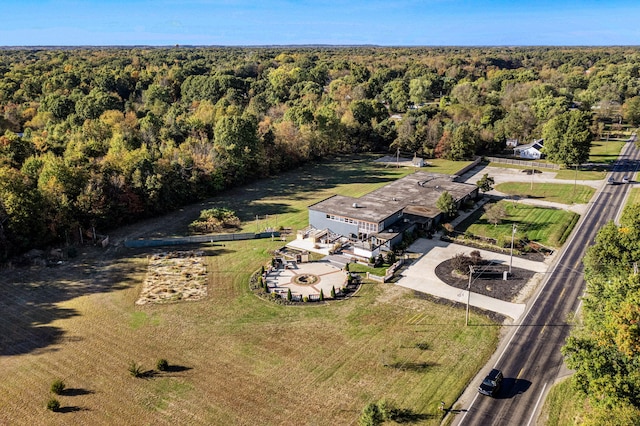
xmin=514 ymin=139 xmax=544 ymax=159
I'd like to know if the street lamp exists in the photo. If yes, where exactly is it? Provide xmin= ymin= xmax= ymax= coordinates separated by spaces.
xmin=509 ymin=224 xmax=517 ymax=274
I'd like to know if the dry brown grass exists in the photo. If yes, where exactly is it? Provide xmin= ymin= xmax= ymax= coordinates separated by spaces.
xmin=0 ymin=157 xmax=499 ymax=425
xmin=0 ymin=239 xmax=499 ymax=425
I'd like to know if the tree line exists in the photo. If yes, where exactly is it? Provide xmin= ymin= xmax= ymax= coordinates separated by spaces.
xmin=562 ymin=204 xmax=640 ymax=423
xmin=1 ymin=46 xmax=640 ymax=259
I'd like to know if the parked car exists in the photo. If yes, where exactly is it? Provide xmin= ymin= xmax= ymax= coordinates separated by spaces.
xmin=478 ymin=368 xmax=503 ymax=397
xmin=622 ymin=176 xmax=630 ymax=184
xmin=607 ymin=176 xmax=615 ymax=185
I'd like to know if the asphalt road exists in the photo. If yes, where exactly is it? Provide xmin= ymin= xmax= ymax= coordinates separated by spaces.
xmin=451 ymin=140 xmax=640 ymax=426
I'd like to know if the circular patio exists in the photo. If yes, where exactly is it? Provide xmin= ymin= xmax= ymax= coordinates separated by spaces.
xmin=264 ymin=260 xmax=347 ymax=299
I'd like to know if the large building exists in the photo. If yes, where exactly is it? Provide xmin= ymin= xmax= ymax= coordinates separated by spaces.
xmin=307 ymin=171 xmax=479 ymax=254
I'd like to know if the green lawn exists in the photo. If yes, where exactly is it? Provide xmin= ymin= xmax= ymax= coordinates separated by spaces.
xmin=425 ymin=158 xmax=474 ymax=175
xmin=539 ymin=378 xmax=585 ymax=426
xmin=494 ymin=182 xmax=595 ymax=204
xmin=463 ymin=201 xmax=579 ymax=248
xmin=588 ymin=140 xmax=626 ymax=164
xmin=348 ymin=261 xmax=389 ymax=276
xmin=554 ymin=168 xmax=606 ymax=180
xmin=626 ymin=187 xmax=640 ymax=208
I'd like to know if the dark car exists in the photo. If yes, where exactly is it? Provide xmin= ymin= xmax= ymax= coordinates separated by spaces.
xmin=478 ymin=369 xmax=503 ymax=397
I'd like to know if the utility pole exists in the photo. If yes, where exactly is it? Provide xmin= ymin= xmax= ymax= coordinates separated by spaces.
xmin=509 ymin=223 xmax=517 ymax=274
xmin=466 ymin=265 xmax=472 ymax=326
xmin=530 ymin=166 xmax=534 ymax=190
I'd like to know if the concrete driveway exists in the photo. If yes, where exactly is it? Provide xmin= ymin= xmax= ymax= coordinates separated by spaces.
xmin=396 ymin=238 xmax=551 ymax=322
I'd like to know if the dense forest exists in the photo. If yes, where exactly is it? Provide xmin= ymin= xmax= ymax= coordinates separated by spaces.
xmin=1 ymin=46 xmax=640 ymax=259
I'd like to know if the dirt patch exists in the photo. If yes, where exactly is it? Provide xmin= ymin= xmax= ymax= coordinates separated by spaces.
xmin=136 ymin=250 xmax=207 ymax=305
xmin=434 ymin=259 xmax=536 ymax=303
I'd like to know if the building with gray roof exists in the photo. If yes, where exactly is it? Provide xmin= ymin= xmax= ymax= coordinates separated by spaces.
xmin=307 ymin=171 xmax=479 ymax=251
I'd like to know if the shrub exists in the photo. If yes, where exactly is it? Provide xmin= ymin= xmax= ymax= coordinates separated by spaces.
xmin=344 ymin=262 xmax=350 ymax=272
xmin=46 ymin=397 xmax=60 ymax=412
xmin=377 ymin=399 xmax=395 ymax=421
xmin=50 ymin=379 xmax=65 ymax=395
xmin=287 ymin=288 xmax=292 ymax=302
xmin=319 ymin=289 xmax=324 ymax=301
xmin=451 ymin=253 xmax=473 ymax=274
xmin=156 ymin=358 xmax=169 ymax=371
xmin=385 ymin=251 xmax=396 ymax=264
xmin=330 ymin=285 xmax=336 ymax=298
xmin=374 ymin=254 xmax=384 ymax=267
xmin=359 ymin=401 xmax=383 ymax=426
xmin=470 ymin=250 xmax=482 ymax=265
xmin=129 ymin=361 xmax=144 ymax=378
xmin=302 ymin=296 xmax=309 ymax=303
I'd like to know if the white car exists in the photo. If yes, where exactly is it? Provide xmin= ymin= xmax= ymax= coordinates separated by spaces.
xmin=607 ymin=177 xmax=615 ymax=185
xmin=622 ymin=176 xmax=630 ymax=184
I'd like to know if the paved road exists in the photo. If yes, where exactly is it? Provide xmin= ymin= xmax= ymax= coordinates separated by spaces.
xmin=450 ymin=140 xmax=640 ymax=426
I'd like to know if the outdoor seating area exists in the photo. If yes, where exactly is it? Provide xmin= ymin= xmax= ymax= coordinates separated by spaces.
xmin=262 ymin=259 xmax=348 ymax=301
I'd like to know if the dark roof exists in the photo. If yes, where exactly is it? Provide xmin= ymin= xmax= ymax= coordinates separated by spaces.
xmin=309 ymin=171 xmax=478 ymax=224
xmin=514 ymin=138 xmax=544 ymax=152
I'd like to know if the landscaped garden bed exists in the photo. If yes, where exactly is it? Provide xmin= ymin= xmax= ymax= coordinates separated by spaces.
xmin=136 ymin=250 xmax=208 ymax=305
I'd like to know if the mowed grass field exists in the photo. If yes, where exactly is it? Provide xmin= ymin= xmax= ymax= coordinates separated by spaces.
xmin=494 ymin=182 xmax=595 ymax=205
xmin=0 ymin=156 xmax=497 ymax=425
xmin=587 ymin=140 xmax=626 ymax=165
xmin=464 ymin=201 xmax=579 ymax=248
xmin=626 ymin=187 xmax=640 ymax=208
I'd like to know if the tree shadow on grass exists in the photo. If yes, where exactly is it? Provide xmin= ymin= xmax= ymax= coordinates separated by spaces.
xmin=61 ymin=388 xmax=95 ymax=397
xmin=139 ymin=369 xmax=159 ymax=379
xmin=389 ymin=408 xmax=434 ymax=423
xmin=385 ymin=362 xmax=434 ymax=372
xmin=164 ymin=364 xmax=192 ymax=373
xmin=1 ymin=255 xmax=143 ymax=356
xmin=56 ymin=406 xmax=89 ymax=413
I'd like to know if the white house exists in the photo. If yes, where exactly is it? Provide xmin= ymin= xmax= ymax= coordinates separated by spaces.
xmin=514 ymin=139 xmax=544 ymax=159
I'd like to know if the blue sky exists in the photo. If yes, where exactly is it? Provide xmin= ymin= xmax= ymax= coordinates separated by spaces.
xmin=0 ymin=0 xmax=639 ymax=46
